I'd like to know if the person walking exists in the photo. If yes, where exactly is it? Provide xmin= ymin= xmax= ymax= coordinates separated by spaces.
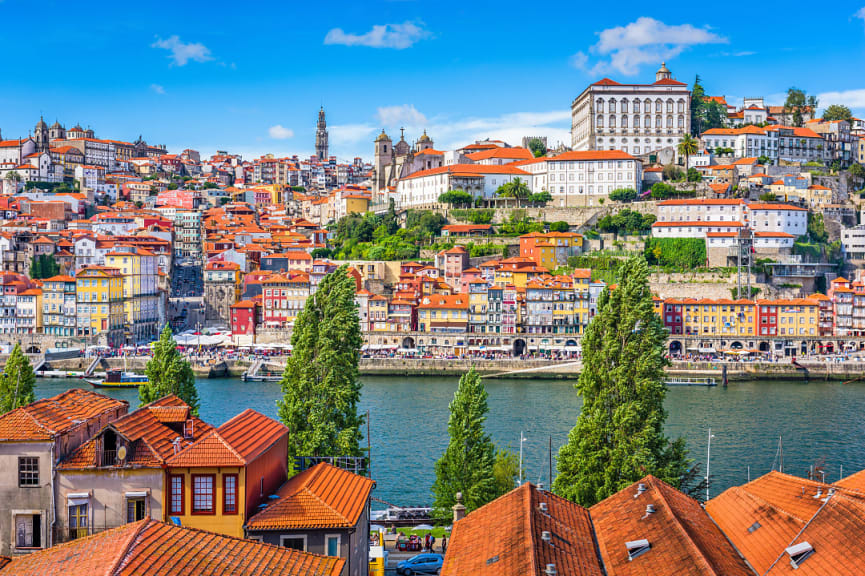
xmin=441 ymin=536 xmax=447 ymax=555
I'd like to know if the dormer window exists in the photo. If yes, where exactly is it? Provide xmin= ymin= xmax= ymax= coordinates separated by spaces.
xmin=786 ymin=542 xmax=814 ymax=568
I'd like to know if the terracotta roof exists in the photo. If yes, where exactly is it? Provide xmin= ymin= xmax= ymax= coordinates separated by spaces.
xmin=591 ymin=475 xmax=753 ymax=576
xmin=549 ymin=150 xmax=638 ymax=162
xmin=442 ymin=483 xmax=603 ymax=576
xmin=0 ymin=388 xmax=127 ymax=442
xmin=0 ymin=519 xmax=343 ymax=576
xmin=465 ymin=147 xmax=534 ymax=161
xmin=166 ymin=409 xmax=286 ymax=467
xmin=400 ymin=163 xmax=530 ymax=180
xmin=652 ymin=221 xmax=744 ymax=228
xmin=658 ymin=199 xmax=745 ymax=206
xmin=746 ymin=203 xmax=807 ymax=212
xmin=246 ymin=463 xmax=375 ymax=531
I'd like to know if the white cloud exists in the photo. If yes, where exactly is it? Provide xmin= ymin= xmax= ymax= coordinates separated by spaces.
xmin=268 ymin=125 xmax=294 ymax=139
xmin=150 ymin=84 xmax=166 ymax=95
xmin=856 ymin=6 xmax=865 ymax=23
xmin=151 ymin=35 xmax=213 ymax=66
xmin=572 ymin=17 xmax=727 ymax=76
xmin=817 ymin=88 xmax=865 ymax=110
xmin=324 ymin=21 xmax=429 ymax=49
xmin=720 ymin=51 xmax=755 ymax=57
xmin=376 ymin=105 xmax=427 ymax=127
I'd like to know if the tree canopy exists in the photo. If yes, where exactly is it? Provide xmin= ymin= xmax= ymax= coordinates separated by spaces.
xmin=277 ymin=265 xmax=364 ymax=467
xmin=527 ymin=138 xmax=547 ymax=158
xmin=553 ymin=257 xmax=690 ymax=505
xmin=431 ymin=367 xmax=497 ymax=520
xmin=690 ymin=75 xmax=727 ymax=135
xmin=495 ymin=177 xmax=531 ymax=206
xmin=438 ymin=189 xmax=473 ymax=207
xmin=822 ymin=104 xmax=853 ymax=122
xmin=140 ymin=325 xmax=200 ymax=415
xmin=784 ymin=88 xmax=819 ymax=127
xmin=0 ymin=343 xmax=36 ymax=415
xmin=29 ymin=254 xmax=60 ymax=280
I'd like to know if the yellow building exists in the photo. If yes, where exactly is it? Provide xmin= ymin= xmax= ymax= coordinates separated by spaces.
xmin=164 ymin=410 xmax=288 ymax=539
xmin=76 ymin=266 xmax=125 ymax=346
xmin=105 ymin=246 xmax=160 ymax=343
xmin=417 ymin=294 xmax=469 ymax=333
xmin=493 ymin=257 xmax=549 ymax=288
xmin=368 ymin=295 xmax=389 ymax=331
xmin=572 ymin=269 xmax=591 ymax=331
xmin=776 ymin=298 xmax=819 ymax=336
xmin=519 ymin=231 xmax=583 ymax=269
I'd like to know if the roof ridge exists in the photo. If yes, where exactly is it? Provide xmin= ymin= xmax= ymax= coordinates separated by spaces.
xmin=651 ymin=479 xmax=719 ymax=575
xmin=762 ymin=493 xmax=833 ymax=575
xmin=106 ymin=518 xmax=150 ymax=575
xmin=302 ymin=466 xmax=354 ymax=524
xmin=524 ymin=484 xmax=538 ymax=576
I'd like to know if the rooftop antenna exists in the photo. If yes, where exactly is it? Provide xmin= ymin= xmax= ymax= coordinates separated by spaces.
xmin=518 ymin=431 xmax=528 ymax=485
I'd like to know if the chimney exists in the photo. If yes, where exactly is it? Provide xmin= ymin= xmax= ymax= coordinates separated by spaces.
xmin=545 ymin=564 xmax=557 ymax=576
xmin=452 ymin=492 xmax=466 ymax=523
xmin=541 ymin=531 xmax=552 ymax=543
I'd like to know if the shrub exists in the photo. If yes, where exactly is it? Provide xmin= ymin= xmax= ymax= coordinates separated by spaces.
xmin=549 ymin=221 xmax=570 ymax=232
xmin=644 ymin=238 xmax=706 ymax=269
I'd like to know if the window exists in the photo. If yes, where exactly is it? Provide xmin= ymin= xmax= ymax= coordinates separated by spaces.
xmin=223 ymin=474 xmax=238 ymax=514
xmin=69 ymin=503 xmax=88 ymax=539
xmin=19 ymin=457 xmax=39 ymax=486
xmin=192 ymin=475 xmax=215 ymax=514
xmin=280 ymin=535 xmax=307 ymax=551
xmin=169 ymin=475 xmax=185 ymax=515
xmin=326 ymin=534 xmax=341 ymax=557
xmin=15 ymin=514 xmax=41 ymax=549
xmin=127 ymin=498 xmax=146 ymax=523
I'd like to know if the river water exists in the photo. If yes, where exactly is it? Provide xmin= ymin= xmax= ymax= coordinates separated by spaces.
xmin=36 ymin=376 xmax=865 ymax=507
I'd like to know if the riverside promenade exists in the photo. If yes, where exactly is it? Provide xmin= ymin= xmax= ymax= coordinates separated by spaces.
xmin=29 ymin=354 xmax=865 ymax=381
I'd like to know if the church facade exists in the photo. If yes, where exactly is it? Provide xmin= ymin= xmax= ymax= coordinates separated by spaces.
xmin=372 ymin=129 xmax=443 ymax=197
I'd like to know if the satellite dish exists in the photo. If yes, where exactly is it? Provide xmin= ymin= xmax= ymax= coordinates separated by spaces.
xmin=117 ymin=446 xmax=127 ymax=461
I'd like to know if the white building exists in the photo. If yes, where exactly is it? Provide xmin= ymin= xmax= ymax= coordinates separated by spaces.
xmin=842 ymin=225 xmax=865 ymax=260
xmin=515 ymin=150 xmax=642 ymax=207
xmin=745 ymin=203 xmax=807 ymax=236
xmin=652 ymin=221 xmax=745 ymax=238
xmin=396 ymin=164 xmax=531 ymax=209
xmin=570 ymin=62 xmax=691 ymax=156
xmin=701 ymin=126 xmax=778 ymax=160
xmin=656 ymin=199 xmax=747 ymax=223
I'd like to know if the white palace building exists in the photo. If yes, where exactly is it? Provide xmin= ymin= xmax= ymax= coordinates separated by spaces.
xmin=570 ymin=63 xmax=691 ymax=158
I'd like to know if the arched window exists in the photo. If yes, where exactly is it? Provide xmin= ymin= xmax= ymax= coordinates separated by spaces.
xmin=678 ymin=115 xmax=685 ymax=129
xmin=596 ymin=116 xmax=604 ymax=127
xmin=644 ymin=116 xmax=651 ymax=128
xmin=667 ymin=116 xmax=673 ymax=128
xmin=621 ymin=115 xmax=628 ymax=128
xmin=655 ymin=115 xmax=662 ymax=128
xmin=634 ymin=115 xmax=640 ymax=131
xmin=609 ymin=115 xmax=616 ymax=130
xmin=596 ymin=99 xmax=604 ymax=113
xmin=678 ymin=99 xmax=685 ymax=113
xmin=655 ymin=99 xmax=662 ymax=113
xmin=634 ymin=100 xmax=641 ymax=113
xmin=666 ymin=99 xmax=674 ymax=113
xmin=620 ymin=99 xmax=628 ymax=114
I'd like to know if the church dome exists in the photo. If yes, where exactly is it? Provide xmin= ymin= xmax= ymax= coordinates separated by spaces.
xmin=375 ymin=129 xmax=391 ymax=142
xmin=35 ymin=117 xmax=47 ymax=130
xmin=50 ymin=121 xmax=63 ymax=130
xmin=655 ymin=61 xmax=672 ymax=81
xmin=418 ymin=130 xmax=431 ymax=143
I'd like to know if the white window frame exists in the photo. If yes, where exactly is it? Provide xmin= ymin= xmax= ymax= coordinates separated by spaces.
xmin=325 ymin=533 xmax=342 ymax=557
xmin=247 ymin=535 xmax=263 ymax=542
xmin=280 ymin=534 xmax=308 ymax=551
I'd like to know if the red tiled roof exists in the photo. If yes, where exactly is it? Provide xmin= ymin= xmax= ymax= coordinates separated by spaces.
xmin=652 ymin=221 xmax=744 ymax=228
xmin=400 ymin=163 xmax=530 ymax=180
xmin=0 ymin=519 xmax=343 ymax=576
xmin=746 ymin=203 xmax=807 ymax=212
xmin=441 ymin=483 xmax=604 ymax=576
xmin=465 ymin=147 xmax=534 ymax=161
xmin=591 ymin=475 xmax=753 ymax=576
xmin=246 ymin=463 xmax=375 ymax=530
xmin=0 ymin=388 xmax=127 ymax=442
xmin=549 ymin=150 xmax=638 ymax=162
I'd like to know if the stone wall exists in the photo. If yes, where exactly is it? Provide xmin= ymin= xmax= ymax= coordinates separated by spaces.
xmin=204 ymin=282 xmax=235 ymax=327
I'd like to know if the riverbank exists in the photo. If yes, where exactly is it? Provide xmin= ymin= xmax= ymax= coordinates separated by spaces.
xmin=32 ymin=355 xmax=865 ymax=381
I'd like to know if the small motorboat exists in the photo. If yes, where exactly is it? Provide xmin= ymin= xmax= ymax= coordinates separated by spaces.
xmin=86 ymin=369 xmax=148 ymax=388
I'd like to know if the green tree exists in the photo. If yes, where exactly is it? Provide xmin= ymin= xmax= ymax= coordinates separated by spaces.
xmin=808 ymin=213 xmax=828 ymax=243
xmin=496 ymin=177 xmax=531 ymax=206
xmin=0 ymin=343 xmax=36 ymax=414
xmin=686 ymin=168 xmax=702 ymax=183
xmin=849 ymin=163 xmax=865 ymax=190
xmin=431 ymin=367 xmax=497 ymax=520
xmin=757 ymin=155 xmax=772 ymax=166
xmin=438 ymin=189 xmax=473 ymax=207
xmin=690 ymin=76 xmax=727 ymax=135
xmin=822 ymin=104 xmax=853 ymax=122
xmin=759 ymin=192 xmax=778 ymax=202
xmin=553 ymin=257 xmax=690 ymax=505
xmin=277 ymin=265 xmax=364 ymax=466
xmin=662 ymin=165 xmax=684 ymax=182
xmin=140 ymin=325 xmax=200 ymax=415
xmin=677 ymin=134 xmax=699 ymax=168
xmin=4 ymin=170 xmax=21 ymax=183
xmin=29 ymin=254 xmax=61 ymax=280
xmin=609 ymin=188 xmax=637 ymax=202
xmin=527 ymin=138 xmax=547 ymax=158
xmin=784 ymin=88 xmax=818 ymax=127
xmin=528 ymin=190 xmax=552 ymax=205
xmin=549 ymin=221 xmax=570 ymax=233
xmin=492 ymin=448 xmax=520 ymax=498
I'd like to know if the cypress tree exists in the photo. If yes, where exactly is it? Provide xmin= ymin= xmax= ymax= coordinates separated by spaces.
xmin=431 ymin=367 xmax=497 ymax=521
xmin=0 ymin=343 xmax=36 ymax=414
xmin=140 ymin=325 xmax=200 ymax=415
xmin=553 ymin=256 xmax=689 ymax=506
xmin=277 ymin=265 xmax=364 ymax=466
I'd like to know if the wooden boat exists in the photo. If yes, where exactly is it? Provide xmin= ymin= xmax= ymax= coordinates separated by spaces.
xmin=86 ymin=369 xmax=148 ymax=388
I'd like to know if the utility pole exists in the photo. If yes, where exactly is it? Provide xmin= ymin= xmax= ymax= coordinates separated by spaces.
xmin=706 ymin=428 xmax=715 ymax=502
xmin=518 ymin=431 xmax=527 ymax=485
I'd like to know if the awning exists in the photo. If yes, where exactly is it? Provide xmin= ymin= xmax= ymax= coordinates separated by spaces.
xmin=125 ymin=491 xmax=148 ymax=499
xmin=67 ymin=492 xmax=90 ymax=506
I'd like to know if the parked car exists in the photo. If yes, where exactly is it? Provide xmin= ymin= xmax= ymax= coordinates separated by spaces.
xmin=397 ymin=553 xmax=443 ymax=575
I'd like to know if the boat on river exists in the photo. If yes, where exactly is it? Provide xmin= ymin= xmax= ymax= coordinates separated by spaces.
xmin=86 ymin=369 xmax=148 ymax=388
xmin=664 ymin=376 xmax=716 ymax=387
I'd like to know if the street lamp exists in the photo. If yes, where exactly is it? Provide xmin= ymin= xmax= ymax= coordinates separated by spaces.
xmin=518 ymin=431 xmax=528 ymax=486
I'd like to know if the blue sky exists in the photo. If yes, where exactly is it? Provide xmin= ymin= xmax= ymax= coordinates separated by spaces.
xmin=2 ymin=0 xmax=864 ymax=161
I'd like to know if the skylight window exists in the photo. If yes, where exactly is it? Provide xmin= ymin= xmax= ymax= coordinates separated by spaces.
xmin=626 ymin=539 xmax=651 ymax=561
xmin=786 ymin=542 xmax=814 ymax=568
xmin=747 ymin=521 xmax=761 ymax=533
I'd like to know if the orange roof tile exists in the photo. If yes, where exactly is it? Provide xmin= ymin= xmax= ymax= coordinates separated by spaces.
xmin=0 ymin=388 xmax=127 ymax=442
xmin=591 ymin=475 xmax=753 ymax=576
xmin=0 ymin=519 xmax=343 ymax=576
xmin=246 ymin=463 xmax=375 ymax=530
xmin=400 ymin=163 xmax=530 ymax=181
